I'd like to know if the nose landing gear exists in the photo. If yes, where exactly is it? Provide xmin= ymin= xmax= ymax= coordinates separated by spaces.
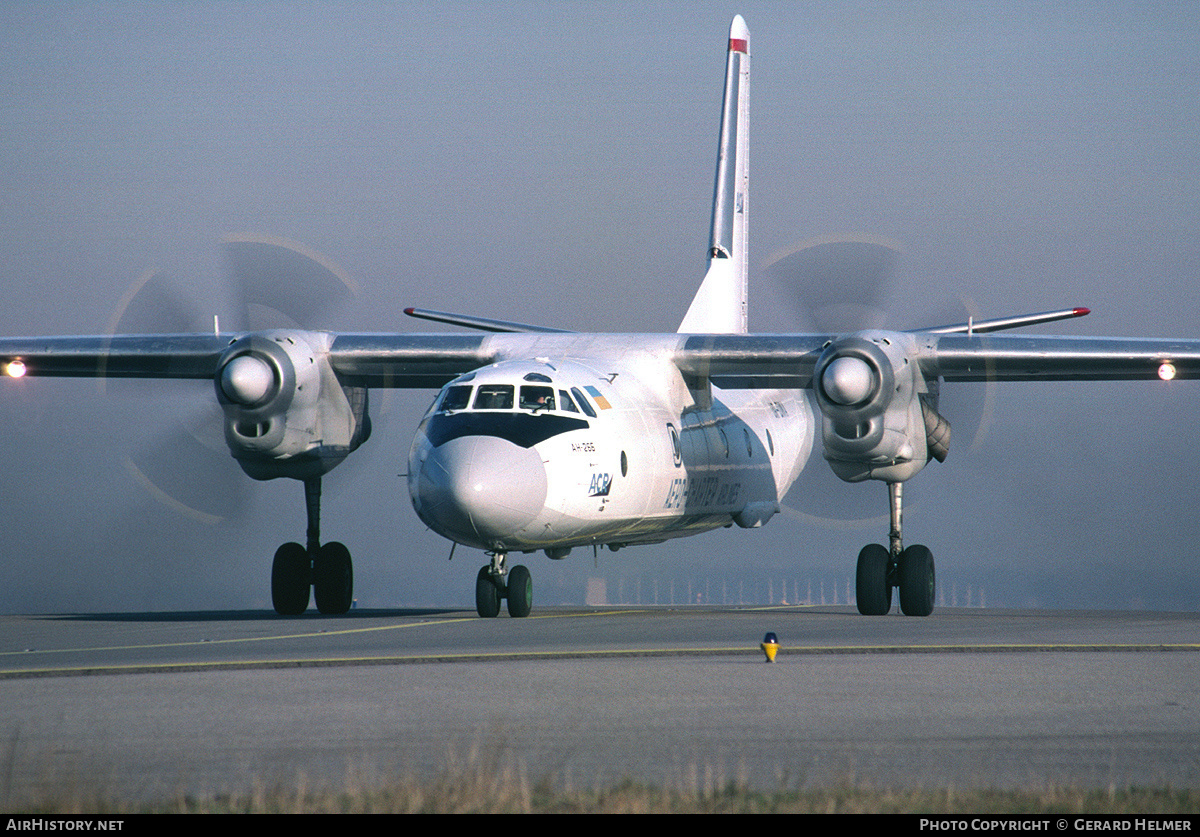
xmin=475 ymin=552 xmax=533 ymax=618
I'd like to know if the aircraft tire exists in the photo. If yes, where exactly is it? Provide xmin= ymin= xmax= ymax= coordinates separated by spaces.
xmin=898 ymin=544 xmax=935 ymax=617
xmin=476 ymin=566 xmax=501 ymax=618
xmin=313 ymin=541 xmax=354 ymax=615
xmin=506 ymin=564 xmax=533 ymax=618
xmin=855 ymin=543 xmax=892 ymax=616
xmin=272 ymin=542 xmax=311 ymax=616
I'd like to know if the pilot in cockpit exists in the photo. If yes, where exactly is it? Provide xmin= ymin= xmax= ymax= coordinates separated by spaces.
xmin=519 ymin=385 xmax=555 ymax=412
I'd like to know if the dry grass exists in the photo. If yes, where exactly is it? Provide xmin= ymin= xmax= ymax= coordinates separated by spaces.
xmin=10 ymin=784 xmax=1198 ymax=815
xmin=6 ymin=756 xmax=1198 ymax=815
xmin=170 ymin=784 xmax=1198 ymax=814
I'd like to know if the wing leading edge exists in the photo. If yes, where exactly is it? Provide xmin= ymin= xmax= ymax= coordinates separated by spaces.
xmin=0 ymin=334 xmax=228 ymax=379
xmin=930 ymin=333 xmax=1200 ymax=381
xmin=669 ymin=332 xmax=1200 ymax=388
xmin=0 ymin=332 xmax=496 ymax=390
xmin=4 ymin=329 xmax=1199 ymax=389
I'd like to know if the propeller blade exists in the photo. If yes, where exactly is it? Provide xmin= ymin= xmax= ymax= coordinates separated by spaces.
xmin=761 ymin=237 xmax=902 ymax=333
xmin=222 ymin=233 xmax=357 ymax=330
xmin=125 ymin=407 xmax=247 ymax=525
xmin=103 ymin=234 xmax=359 ymax=522
xmin=760 ymin=238 xmax=901 ymax=523
xmin=760 ymin=237 xmax=995 ymax=525
xmin=107 ymin=268 xmax=208 ymax=336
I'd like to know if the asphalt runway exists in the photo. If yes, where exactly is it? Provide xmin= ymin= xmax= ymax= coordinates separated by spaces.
xmin=1 ymin=605 xmax=1198 ymax=804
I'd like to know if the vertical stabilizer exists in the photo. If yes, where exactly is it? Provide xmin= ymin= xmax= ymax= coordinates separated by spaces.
xmin=679 ymin=15 xmax=750 ymax=335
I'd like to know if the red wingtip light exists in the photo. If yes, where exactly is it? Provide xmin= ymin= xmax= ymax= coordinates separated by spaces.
xmin=1073 ymin=307 xmax=1091 ymax=317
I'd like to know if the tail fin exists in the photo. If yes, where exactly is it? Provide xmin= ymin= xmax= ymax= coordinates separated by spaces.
xmin=679 ymin=15 xmax=750 ymax=335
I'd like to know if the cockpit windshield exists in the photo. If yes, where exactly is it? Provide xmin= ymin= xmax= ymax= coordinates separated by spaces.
xmin=519 ymin=385 xmax=554 ymax=411
xmin=424 ymin=374 xmax=592 ymax=447
xmin=439 ymin=384 xmax=472 ymax=412
xmin=473 ymin=384 xmax=514 ymax=410
xmin=434 ymin=377 xmax=598 ymax=417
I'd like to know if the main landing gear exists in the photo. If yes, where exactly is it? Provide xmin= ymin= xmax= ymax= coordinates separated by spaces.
xmin=855 ymin=482 xmax=935 ymax=617
xmin=271 ymin=476 xmax=354 ymax=616
xmin=475 ymin=552 xmax=532 ymax=618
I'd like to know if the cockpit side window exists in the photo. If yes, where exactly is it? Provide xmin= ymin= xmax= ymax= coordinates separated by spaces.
xmin=473 ymin=384 xmax=514 ymax=410
xmin=558 ymin=389 xmax=579 ymax=413
xmin=571 ymin=387 xmax=598 ymax=418
xmin=439 ymin=385 xmax=473 ymax=412
xmin=519 ymin=385 xmax=555 ymax=411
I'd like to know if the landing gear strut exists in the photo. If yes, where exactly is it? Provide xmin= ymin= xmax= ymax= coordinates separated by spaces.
xmin=475 ymin=552 xmax=533 ymax=618
xmin=270 ymin=476 xmax=354 ymax=616
xmin=855 ymin=482 xmax=935 ymax=617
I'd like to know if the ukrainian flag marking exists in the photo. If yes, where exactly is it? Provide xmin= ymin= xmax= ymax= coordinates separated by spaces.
xmin=585 ymin=385 xmax=612 ymax=410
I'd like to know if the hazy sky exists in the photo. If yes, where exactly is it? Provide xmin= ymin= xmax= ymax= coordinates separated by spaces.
xmin=1 ymin=1 xmax=1198 ymax=612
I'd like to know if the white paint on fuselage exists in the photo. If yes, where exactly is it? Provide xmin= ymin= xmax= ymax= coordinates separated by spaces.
xmin=407 ymin=351 xmax=813 ymax=554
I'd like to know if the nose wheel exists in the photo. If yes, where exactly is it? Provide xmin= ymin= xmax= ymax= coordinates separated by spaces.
xmin=475 ymin=553 xmax=533 ymax=618
xmin=855 ymin=482 xmax=935 ymax=616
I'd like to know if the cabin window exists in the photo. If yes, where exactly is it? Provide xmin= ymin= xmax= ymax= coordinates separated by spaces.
xmin=474 ymin=384 xmax=514 ymax=410
xmin=520 ymin=385 xmax=555 ymax=411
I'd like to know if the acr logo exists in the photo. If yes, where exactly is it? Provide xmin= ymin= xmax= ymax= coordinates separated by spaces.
xmin=588 ymin=472 xmax=612 ymax=497
xmin=667 ymin=423 xmax=682 ymax=467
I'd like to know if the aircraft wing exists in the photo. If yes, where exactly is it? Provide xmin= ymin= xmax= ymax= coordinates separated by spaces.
xmin=324 ymin=333 xmax=499 ymax=388
xmin=0 ymin=332 xmax=497 ymax=389
xmin=673 ymin=333 xmax=829 ymax=389
xmin=929 ymin=334 xmax=1200 ymax=381
xmin=0 ymin=334 xmax=228 ymax=379
xmin=672 ymin=332 xmax=1200 ymax=387
xmin=5 ymin=330 xmax=1199 ymax=390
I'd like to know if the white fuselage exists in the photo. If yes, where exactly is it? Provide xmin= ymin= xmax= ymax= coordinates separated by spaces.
xmin=407 ymin=353 xmax=812 ymax=555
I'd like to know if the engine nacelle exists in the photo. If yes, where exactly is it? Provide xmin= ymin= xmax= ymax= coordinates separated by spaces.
xmin=813 ymin=331 xmax=940 ymax=484
xmin=215 ymin=330 xmax=370 ymax=481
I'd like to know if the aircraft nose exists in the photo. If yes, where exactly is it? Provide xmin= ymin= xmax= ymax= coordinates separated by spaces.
xmin=415 ymin=435 xmax=547 ymax=546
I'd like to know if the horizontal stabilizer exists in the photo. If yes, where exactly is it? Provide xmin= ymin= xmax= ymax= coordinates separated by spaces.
xmin=918 ymin=307 xmax=1090 ymax=335
xmin=404 ymin=308 xmax=571 ymax=334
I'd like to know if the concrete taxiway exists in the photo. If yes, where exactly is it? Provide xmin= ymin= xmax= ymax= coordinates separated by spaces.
xmin=1 ymin=606 xmax=1197 ymax=804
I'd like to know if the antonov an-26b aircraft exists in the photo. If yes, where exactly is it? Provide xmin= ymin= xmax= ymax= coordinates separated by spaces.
xmin=3 ymin=16 xmax=1198 ymax=618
